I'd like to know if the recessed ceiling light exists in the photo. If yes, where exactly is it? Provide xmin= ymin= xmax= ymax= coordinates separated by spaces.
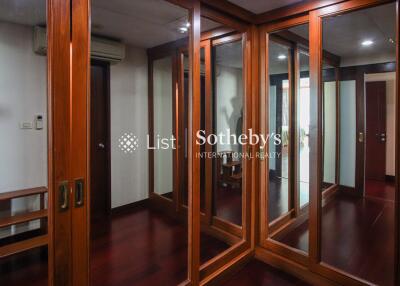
xmin=179 ymin=27 xmax=188 ymax=33
xmin=278 ymin=54 xmax=287 ymax=60
xmin=361 ymin=40 xmax=374 ymax=46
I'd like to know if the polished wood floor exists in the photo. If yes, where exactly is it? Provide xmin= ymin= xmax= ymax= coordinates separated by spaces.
xmin=224 ymin=260 xmax=309 ymax=286
xmin=274 ymin=181 xmax=395 ymax=286
xmin=0 ymin=205 xmax=304 ymax=286
xmin=214 ymin=184 xmax=242 ymax=226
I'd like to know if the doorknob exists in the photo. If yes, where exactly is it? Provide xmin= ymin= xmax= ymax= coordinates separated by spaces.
xmin=98 ymin=143 xmax=105 ymax=149
xmin=380 ymin=133 xmax=386 ymax=142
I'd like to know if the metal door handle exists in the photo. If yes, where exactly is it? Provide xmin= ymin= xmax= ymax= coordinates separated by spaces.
xmin=358 ymin=132 xmax=364 ymax=143
xmin=75 ymin=179 xmax=84 ymax=207
xmin=98 ymin=143 xmax=105 ymax=149
xmin=59 ymin=181 xmax=69 ymax=211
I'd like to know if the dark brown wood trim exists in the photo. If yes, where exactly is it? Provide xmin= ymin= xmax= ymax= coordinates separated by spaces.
xmin=211 ymin=33 xmax=243 ymax=46
xmin=188 ymin=2 xmax=202 ymax=284
xmin=256 ymin=0 xmax=346 ymax=24
xmin=255 ymin=247 xmax=337 ymax=286
xmin=200 ymin=0 xmax=256 ymax=24
xmin=201 ymin=4 xmax=249 ymax=33
xmin=147 ymin=37 xmax=189 ymax=59
xmin=201 ymin=249 xmax=253 ymax=286
xmin=110 ymin=199 xmax=150 ymax=216
xmin=201 ymin=27 xmax=235 ymax=41
xmin=309 ymin=8 xmax=323 ymax=266
xmin=396 ymin=1 xmax=400 ymax=283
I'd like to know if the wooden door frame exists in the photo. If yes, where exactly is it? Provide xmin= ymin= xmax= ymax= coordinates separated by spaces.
xmin=198 ymin=30 xmax=253 ymax=282
xmin=258 ymin=14 xmax=311 ymax=267
xmin=90 ymin=60 xmax=111 ymax=217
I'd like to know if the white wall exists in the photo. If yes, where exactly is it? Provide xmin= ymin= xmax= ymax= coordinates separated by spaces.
xmin=339 ymin=80 xmax=356 ymax=187
xmin=0 ymin=22 xmax=47 ymax=236
xmin=323 ymin=82 xmax=336 ymax=184
xmin=364 ymin=72 xmax=396 ymax=176
xmin=110 ymin=46 xmax=149 ymax=208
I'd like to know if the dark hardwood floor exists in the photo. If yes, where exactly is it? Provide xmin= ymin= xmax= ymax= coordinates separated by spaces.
xmin=223 ymin=260 xmax=310 ymax=286
xmin=2 ymin=185 xmax=395 ymax=286
xmin=274 ymin=182 xmax=396 ymax=286
xmin=0 ymin=204 xmax=251 ymax=286
xmin=0 ymin=246 xmax=48 ymax=286
xmin=214 ymin=185 xmax=242 ymax=226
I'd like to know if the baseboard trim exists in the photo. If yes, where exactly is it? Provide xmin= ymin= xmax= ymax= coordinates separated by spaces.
xmin=111 ymin=199 xmax=149 ymax=216
xmin=385 ymin=175 xmax=395 ymax=182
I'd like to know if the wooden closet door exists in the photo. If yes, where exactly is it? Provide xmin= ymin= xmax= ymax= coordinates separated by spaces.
xmin=48 ymin=0 xmax=73 ymax=285
xmin=70 ymin=0 xmax=90 ymax=285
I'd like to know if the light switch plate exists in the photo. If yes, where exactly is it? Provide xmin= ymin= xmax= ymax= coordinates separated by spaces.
xmin=20 ymin=121 xmax=33 ymax=129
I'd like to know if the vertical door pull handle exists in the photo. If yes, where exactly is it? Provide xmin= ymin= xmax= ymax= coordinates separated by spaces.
xmin=75 ymin=179 xmax=84 ymax=207
xmin=59 ymin=181 xmax=69 ymax=211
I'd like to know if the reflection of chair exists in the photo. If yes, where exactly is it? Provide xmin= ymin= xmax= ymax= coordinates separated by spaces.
xmin=216 ymin=151 xmax=242 ymax=189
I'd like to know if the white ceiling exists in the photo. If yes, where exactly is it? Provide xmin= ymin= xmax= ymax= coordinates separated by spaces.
xmin=0 ymin=0 xmax=46 ymax=26
xmin=92 ymin=0 xmax=190 ymax=48
xmin=228 ymin=0 xmax=303 ymax=14
xmin=290 ymin=2 xmax=396 ymax=66
xmin=0 ymin=0 xmax=396 ymax=66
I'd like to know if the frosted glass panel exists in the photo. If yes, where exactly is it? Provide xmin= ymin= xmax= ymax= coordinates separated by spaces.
xmin=153 ymin=56 xmax=173 ymax=195
xmin=323 ymin=81 xmax=336 ymax=184
xmin=339 ymin=80 xmax=356 ymax=188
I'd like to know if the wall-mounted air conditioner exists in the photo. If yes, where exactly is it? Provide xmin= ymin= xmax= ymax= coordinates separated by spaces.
xmin=33 ymin=26 xmax=126 ymax=63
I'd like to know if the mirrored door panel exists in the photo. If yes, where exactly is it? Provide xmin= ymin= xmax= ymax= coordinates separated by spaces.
xmin=266 ymin=23 xmax=310 ymax=254
xmin=90 ymin=1 xmax=191 ymax=284
xmin=320 ymin=3 xmax=396 ymax=285
xmin=198 ymin=15 xmax=249 ymax=269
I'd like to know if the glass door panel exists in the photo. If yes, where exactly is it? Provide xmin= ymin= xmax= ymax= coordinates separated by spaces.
xmin=320 ymin=3 xmax=396 ymax=285
xmin=266 ymin=23 xmax=310 ymax=254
